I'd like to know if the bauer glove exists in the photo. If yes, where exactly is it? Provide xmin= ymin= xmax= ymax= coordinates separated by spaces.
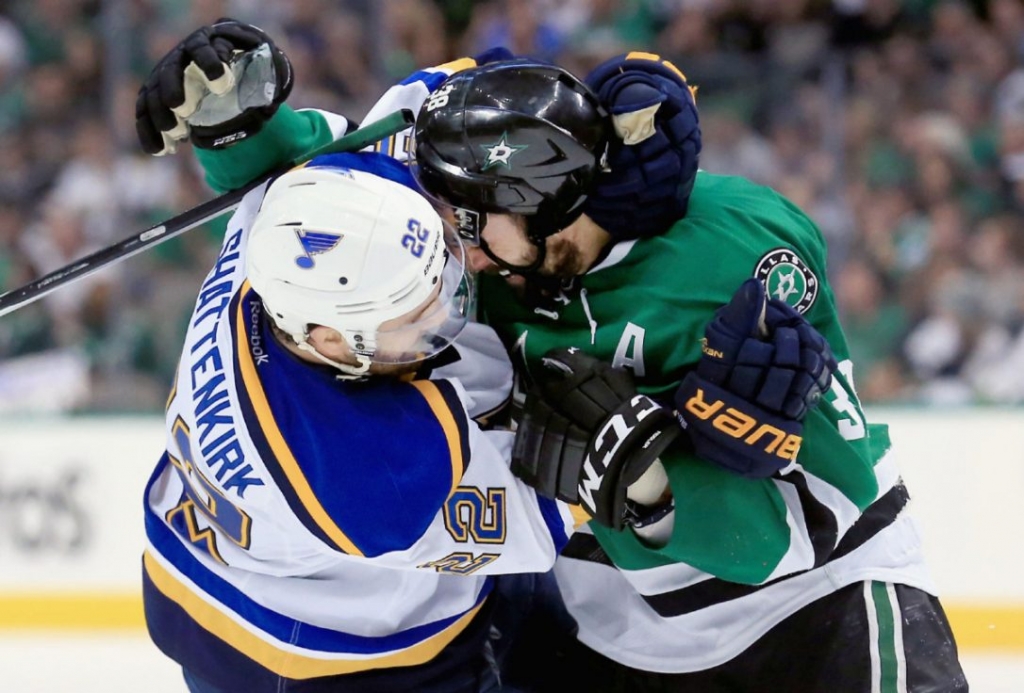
xmin=135 ymin=18 xmax=293 ymax=154
xmin=674 ymin=278 xmax=838 ymax=478
xmin=472 ymin=46 xmax=516 ymax=65
xmin=512 ymin=348 xmax=679 ymax=530
xmin=583 ymin=53 xmax=701 ymax=241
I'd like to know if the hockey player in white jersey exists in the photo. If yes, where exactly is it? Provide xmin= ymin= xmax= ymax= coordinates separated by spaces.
xmin=142 ymin=143 xmax=579 ymax=692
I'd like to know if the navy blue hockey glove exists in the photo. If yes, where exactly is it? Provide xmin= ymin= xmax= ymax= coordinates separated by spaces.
xmin=583 ymin=53 xmax=701 ymax=241
xmin=473 ymin=46 xmax=515 ymax=65
xmin=674 ymin=278 xmax=838 ymax=478
xmin=136 ymin=18 xmax=292 ymax=154
xmin=512 ymin=348 xmax=679 ymax=530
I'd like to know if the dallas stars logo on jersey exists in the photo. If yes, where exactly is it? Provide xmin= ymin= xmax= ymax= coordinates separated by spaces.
xmin=480 ymin=133 xmax=527 ymax=170
xmin=754 ymin=248 xmax=818 ymax=313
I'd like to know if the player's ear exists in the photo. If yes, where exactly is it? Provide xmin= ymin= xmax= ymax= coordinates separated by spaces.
xmin=308 ymin=326 xmax=351 ymax=357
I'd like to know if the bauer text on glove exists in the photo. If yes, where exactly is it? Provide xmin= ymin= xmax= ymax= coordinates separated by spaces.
xmin=674 ymin=278 xmax=838 ymax=478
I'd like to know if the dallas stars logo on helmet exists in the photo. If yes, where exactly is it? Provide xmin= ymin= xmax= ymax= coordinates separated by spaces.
xmin=753 ymin=248 xmax=818 ymax=313
xmin=480 ymin=132 xmax=527 ymax=170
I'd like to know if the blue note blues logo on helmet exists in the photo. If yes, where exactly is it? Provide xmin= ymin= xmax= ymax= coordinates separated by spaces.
xmin=754 ymin=248 xmax=818 ymax=313
xmin=294 ymin=230 xmax=343 ymax=269
xmin=480 ymin=132 xmax=527 ymax=170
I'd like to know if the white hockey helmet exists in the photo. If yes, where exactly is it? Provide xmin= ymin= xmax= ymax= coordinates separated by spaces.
xmin=246 ymin=161 xmax=470 ymax=376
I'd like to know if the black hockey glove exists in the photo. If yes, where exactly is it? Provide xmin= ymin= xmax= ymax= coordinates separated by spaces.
xmin=135 ymin=18 xmax=293 ymax=154
xmin=511 ymin=348 xmax=680 ymax=530
xmin=674 ymin=278 xmax=838 ymax=478
xmin=583 ymin=53 xmax=701 ymax=241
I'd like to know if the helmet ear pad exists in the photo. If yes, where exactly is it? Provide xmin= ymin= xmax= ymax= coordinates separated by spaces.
xmin=413 ymin=60 xmax=611 ymax=247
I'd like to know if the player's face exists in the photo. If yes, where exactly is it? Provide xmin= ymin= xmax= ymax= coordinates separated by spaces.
xmin=370 ymin=281 xmax=447 ymax=364
xmin=466 ymin=213 xmax=539 ymax=273
xmin=302 ymin=287 xmax=442 ymax=377
xmin=436 ymin=206 xmax=588 ymax=291
xmin=479 ymin=213 xmax=591 ymax=283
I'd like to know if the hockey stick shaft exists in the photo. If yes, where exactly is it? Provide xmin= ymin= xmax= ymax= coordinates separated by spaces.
xmin=0 ymin=109 xmax=415 ymax=318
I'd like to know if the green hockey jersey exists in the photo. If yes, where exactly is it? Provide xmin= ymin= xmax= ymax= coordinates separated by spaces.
xmin=478 ymin=171 xmax=889 ymax=583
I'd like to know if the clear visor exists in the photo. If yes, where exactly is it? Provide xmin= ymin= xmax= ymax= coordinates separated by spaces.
xmin=365 ymin=223 xmax=472 ymax=364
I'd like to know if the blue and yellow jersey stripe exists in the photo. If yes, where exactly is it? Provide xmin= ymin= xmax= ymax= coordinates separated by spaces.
xmin=231 ymin=285 xmax=472 ymax=556
xmin=141 ymin=525 xmax=491 ymax=679
xmin=231 ymin=284 xmax=363 ymax=556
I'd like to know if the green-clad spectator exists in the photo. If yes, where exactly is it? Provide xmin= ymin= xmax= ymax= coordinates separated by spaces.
xmin=834 ymin=257 xmax=911 ymax=402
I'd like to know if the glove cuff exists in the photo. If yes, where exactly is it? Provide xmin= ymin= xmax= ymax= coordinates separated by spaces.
xmin=675 ymin=373 xmax=802 ymax=478
xmin=581 ymin=397 xmax=679 ymax=529
xmin=190 ymin=104 xmax=280 ymax=149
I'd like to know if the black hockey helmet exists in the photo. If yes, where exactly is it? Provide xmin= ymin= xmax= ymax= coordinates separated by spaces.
xmin=413 ymin=59 xmax=610 ymax=273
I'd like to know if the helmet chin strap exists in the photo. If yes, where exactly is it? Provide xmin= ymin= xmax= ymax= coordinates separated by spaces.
xmin=479 ymin=235 xmax=547 ymax=277
xmin=294 ymin=337 xmax=372 ymax=379
xmin=476 ymin=230 xmax=570 ymax=309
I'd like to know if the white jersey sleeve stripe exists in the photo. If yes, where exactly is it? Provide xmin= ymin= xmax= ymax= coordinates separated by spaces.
xmin=360 ymin=57 xmax=481 ymax=166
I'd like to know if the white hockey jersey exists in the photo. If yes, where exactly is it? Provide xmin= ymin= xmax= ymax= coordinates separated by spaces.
xmin=142 ymin=176 xmax=576 ymax=689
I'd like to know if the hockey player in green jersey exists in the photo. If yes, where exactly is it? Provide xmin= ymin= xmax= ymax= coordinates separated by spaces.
xmin=414 ymin=60 xmax=966 ymax=693
xmin=135 ymin=20 xmax=967 ymax=693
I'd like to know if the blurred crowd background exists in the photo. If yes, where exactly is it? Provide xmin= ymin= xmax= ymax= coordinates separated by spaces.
xmin=0 ymin=0 xmax=1023 ymax=412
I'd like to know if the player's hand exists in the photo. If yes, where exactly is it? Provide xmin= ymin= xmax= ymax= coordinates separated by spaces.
xmin=673 ymin=278 xmax=838 ymax=478
xmin=583 ymin=53 xmax=701 ymax=240
xmin=511 ymin=348 xmax=679 ymax=530
xmin=135 ymin=18 xmax=292 ymax=155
